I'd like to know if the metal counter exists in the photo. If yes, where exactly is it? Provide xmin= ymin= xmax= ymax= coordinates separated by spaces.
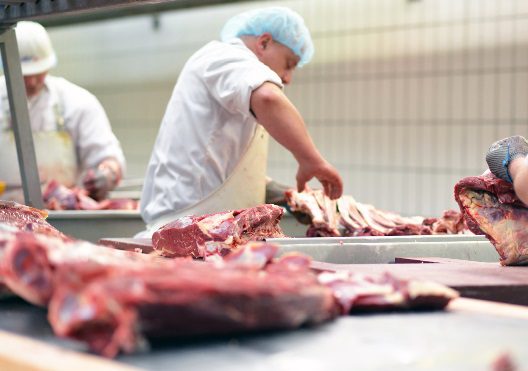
xmin=0 ymin=297 xmax=526 ymax=370
xmin=47 ymin=210 xmax=145 ymax=243
xmin=45 ymin=211 xmax=498 ymax=265
xmin=269 ymin=234 xmax=499 ymax=264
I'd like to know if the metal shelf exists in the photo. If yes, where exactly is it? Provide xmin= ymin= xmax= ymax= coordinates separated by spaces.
xmin=1 ymin=0 xmax=256 ymax=27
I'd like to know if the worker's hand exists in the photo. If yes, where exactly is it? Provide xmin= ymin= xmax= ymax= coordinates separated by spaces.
xmin=82 ymin=159 xmax=121 ymax=201
xmin=486 ymin=135 xmax=528 ymax=183
xmin=296 ymin=159 xmax=343 ymax=200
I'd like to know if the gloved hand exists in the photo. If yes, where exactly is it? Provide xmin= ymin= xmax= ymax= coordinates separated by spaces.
xmin=265 ymin=178 xmax=312 ymax=224
xmin=265 ymin=179 xmax=291 ymax=206
xmin=486 ymin=135 xmax=528 ymax=183
xmin=82 ymin=159 xmax=121 ymax=201
xmin=285 ymin=204 xmax=313 ymax=225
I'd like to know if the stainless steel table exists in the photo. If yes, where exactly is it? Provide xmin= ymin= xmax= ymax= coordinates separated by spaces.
xmin=47 ymin=210 xmax=145 ymax=243
xmin=0 ymin=297 xmax=526 ymax=370
xmin=269 ymin=234 xmax=499 ymax=264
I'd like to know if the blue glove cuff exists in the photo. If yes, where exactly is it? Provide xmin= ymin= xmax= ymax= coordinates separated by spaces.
xmin=502 ymin=143 xmax=514 ymax=183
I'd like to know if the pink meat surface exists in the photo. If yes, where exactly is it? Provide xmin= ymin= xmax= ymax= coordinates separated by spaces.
xmin=455 ymin=174 xmax=528 ymax=265
xmin=48 ymin=242 xmax=337 ymax=358
xmin=0 ymin=229 xmax=158 ymax=306
xmin=43 ymin=180 xmax=138 ymax=211
xmin=0 ymin=200 xmax=70 ymax=240
xmin=152 ymin=204 xmax=285 ymax=258
xmin=286 ymin=189 xmax=467 ymax=237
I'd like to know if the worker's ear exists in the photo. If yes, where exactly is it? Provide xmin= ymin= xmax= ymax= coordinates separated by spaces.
xmin=257 ymin=33 xmax=273 ymax=51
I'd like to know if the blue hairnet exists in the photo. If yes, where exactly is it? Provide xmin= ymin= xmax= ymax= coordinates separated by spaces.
xmin=220 ymin=7 xmax=314 ymax=67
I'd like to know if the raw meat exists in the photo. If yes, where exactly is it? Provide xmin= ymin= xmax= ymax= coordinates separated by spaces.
xmin=0 ymin=229 xmax=158 ymax=306
xmin=0 ymin=226 xmax=17 ymax=296
xmin=286 ymin=190 xmax=467 ymax=237
xmin=286 ymin=189 xmax=340 ymax=236
xmin=152 ymin=204 xmax=285 ymax=258
xmin=43 ymin=180 xmax=138 ymax=211
xmin=0 ymin=200 xmax=69 ymax=240
xmin=48 ymin=242 xmax=338 ymax=358
xmin=423 ymin=209 xmax=467 ymax=235
xmin=317 ymin=270 xmax=458 ymax=313
xmin=46 ymin=241 xmax=458 ymax=358
xmin=455 ymin=174 xmax=528 ymax=265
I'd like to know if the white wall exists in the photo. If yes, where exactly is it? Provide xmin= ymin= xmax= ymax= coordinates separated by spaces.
xmin=46 ymin=0 xmax=528 ymax=217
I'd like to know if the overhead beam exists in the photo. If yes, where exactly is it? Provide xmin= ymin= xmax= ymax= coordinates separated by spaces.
xmin=0 ymin=0 xmax=265 ymax=27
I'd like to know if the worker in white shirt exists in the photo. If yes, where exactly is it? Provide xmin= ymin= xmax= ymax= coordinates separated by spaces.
xmin=0 ymin=21 xmax=125 ymax=202
xmin=486 ymin=135 xmax=528 ymax=205
xmin=139 ymin=6 xmax=343 ymax=236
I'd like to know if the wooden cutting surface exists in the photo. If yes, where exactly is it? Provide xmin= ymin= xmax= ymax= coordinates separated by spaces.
xmin=0 ymin=330 xmax=139 ymax=371
xmin=311 ymin=257 xmax=528 ymax=305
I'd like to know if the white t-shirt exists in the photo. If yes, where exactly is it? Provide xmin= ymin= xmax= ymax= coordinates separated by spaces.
xmin=0 ymin=75 xmax=126 ymax=175
xmin=140 ymin=38 xmax=283 ymax=224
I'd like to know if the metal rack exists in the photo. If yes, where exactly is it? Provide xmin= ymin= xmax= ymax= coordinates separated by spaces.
xmin=0 ymin=0 xmax=259 ymax=208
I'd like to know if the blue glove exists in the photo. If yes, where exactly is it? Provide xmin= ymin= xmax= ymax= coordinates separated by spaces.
xmin=486 ymin=135 xmax=528 ymax=183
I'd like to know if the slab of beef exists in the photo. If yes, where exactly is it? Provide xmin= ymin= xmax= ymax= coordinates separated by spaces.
xmin=0 ymin=229 xmax=158 ymax=306
xmin=48 ymin=242 xmax=338 ymax=358
xmin=0 ymin=200 xmax=69 ymax=240
xmin=47 ymin=241 xmax=458 ymax=358
xmin=0 ymin=226 xmax=17 ymax=296
xmin=285 ymin=189 xmax=340 ymax=236
xmin=43 ymin=180 xmax=138 ymax=211
xmin=317 ymin=270 xmax=458 ymax=314
xmin=286 ymin=190 xmax=466 ymax=237
xmin=152 ymin=204 xmax=285 ymax=258
xmin=423 ymin=209 xmax=467 ymax=235
xmin=0 ymin=200 xmax=69 ymax=297
xmin=455 ymin=174 xmax=528 ymax=265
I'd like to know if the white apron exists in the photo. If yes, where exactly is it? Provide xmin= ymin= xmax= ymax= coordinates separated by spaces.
xmin=138 ymin=125 xmax=269 ymax=238
xmin=0 ymin=96 xmax=77 ymax=203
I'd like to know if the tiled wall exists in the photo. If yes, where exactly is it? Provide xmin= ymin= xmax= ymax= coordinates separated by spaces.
xmin=46 ymin=0 xmax=528 ymax=217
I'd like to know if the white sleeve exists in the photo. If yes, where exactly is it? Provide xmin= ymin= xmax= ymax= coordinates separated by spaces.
xmin=61 ymin=81 xmax=126 ymax=175
xmin=203 ymin=53 xmax=283 ymax=117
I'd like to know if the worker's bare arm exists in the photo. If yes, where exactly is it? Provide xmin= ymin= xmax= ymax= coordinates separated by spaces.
xmin=250 ymin=82 xmax=343 ymax=199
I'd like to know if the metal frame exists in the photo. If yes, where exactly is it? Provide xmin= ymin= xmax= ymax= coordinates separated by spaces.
xmin=0 ymin=25 xmax=43 ymax=207
xmin=0 ymin=0 xmax=256 ymax=23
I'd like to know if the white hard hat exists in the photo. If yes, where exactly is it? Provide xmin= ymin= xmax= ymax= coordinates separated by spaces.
xmin=15 ymin=21 xmax=57 ymax=76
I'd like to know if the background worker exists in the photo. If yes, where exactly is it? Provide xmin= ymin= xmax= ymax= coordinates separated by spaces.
xmin=0 ymin=21 xmax=125 ymax=202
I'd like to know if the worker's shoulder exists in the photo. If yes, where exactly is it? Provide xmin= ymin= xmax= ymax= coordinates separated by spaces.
xmin=192 ymin=39 xmax=256 ymax=64
xmin=47 ymin=75 xmax=99 ymax=105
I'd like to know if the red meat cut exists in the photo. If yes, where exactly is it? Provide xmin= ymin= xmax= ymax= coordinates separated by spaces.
xmin=43 ymin=180 xmax=138 ymax=210
xmin=0 ymin=200 xmax=69 ymax=240
xmin=455 ymin=174 xmax=528 ymax=265
xmin=286 ymin=190 xmax=467 ymax=237
xmin=48 ymin=242 xmax=338 ymax=358
xmin=152 ymin=204 xmax=285 ymax=258
xmin=47 ymin=241 xmax=458 ymax=358
xmin=0 ymin=229 xmax=159 ymax=306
